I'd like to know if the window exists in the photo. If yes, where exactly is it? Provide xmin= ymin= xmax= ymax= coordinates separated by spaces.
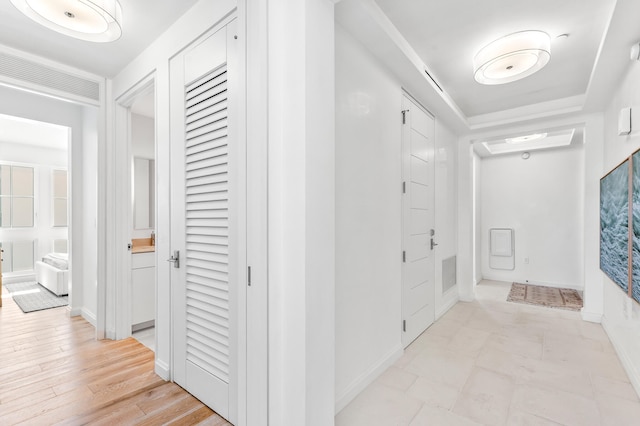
xmin=0 ymin=165 xmax=34 ymax=228
xmin=53 ymin=239 xmax=68 ymax=253
xmin=52 ymin=169 xmax=68 ymax=227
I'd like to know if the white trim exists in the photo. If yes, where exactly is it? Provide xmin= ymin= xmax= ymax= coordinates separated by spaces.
xmin=334 ymin=345 xmax=403 ymax=414
xmin=481 ymin=275 xmax=584 ymax=292
xmin=580 ymin=309 xmax=603 ymax=323
xmin=81 ymin=307 xmax=97 ymax=327
xmin=602 ymin=317 xmax=640 ymax=399
xmin=113 ymin=73 xmax=156 ymax=341
xmin=155 ymin=359 xmax=171 ymax=381
xmin=1 ymin=273 xmax=36 ymax=284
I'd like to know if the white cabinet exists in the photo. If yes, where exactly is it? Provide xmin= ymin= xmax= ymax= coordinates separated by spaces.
xmin=131 ymin=251 xmax=155 ymax=329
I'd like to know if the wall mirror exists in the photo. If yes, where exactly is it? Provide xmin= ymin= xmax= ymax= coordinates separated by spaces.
xmin=133 ymin=157 xmax=155 ymax=230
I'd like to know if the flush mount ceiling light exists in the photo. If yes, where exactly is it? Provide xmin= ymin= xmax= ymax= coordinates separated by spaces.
xmin=10 ymin=0 xmax=122 ymax=43
xmin=473 ymin=30 xmax=551 ymax=85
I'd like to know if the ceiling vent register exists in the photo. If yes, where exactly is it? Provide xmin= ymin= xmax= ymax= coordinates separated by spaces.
xmin=0 ymin=51 xmax=100 ymax=103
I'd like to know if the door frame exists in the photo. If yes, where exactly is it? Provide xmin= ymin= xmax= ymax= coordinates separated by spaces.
xmin=400 ymin=90 xmax=436 ymax=348
xmin=107 ymin=3 xmax=269 ymax=422
xmin=113 ymin=74 xmax=157 ymax=342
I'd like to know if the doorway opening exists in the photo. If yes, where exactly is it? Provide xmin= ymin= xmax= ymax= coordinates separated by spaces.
xmin=115 ymin=80 xmax=157 ymax=351
xmin=0 ymin=114 xmax=72 ymax=314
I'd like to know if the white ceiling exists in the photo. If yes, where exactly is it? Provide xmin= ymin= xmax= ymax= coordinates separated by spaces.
xmin=131 ymin=90 xmax=155 ymax=118
xmin=0 ymin=114 xmax=69 ymax=150
xmin=374 ymin=0 xmax=617 ymax=118
xmin=0 ymin=0 xmax=637 ymax=144
xmin=0 ymin=0 xmax=199 ymax=78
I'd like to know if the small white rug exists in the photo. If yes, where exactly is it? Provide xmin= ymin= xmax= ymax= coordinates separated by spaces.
xmin=4 ymin=281 xmax=68 ymax=313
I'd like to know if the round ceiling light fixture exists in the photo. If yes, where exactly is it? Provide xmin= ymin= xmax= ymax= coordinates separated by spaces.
xmin=10 ymin=0 xmax=122 ymax=43
xmin=473 ymin=30 xmax=551 ymax=85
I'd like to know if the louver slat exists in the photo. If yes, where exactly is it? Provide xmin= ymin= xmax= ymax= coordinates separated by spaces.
xmin=184 ymin=66 xmax=230 ymax=383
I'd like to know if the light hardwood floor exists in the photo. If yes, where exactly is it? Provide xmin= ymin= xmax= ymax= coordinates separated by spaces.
xmin=0 ymin=290 xmax=231 ymax=425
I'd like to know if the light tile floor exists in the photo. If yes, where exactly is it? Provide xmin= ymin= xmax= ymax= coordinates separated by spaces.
xmin=336 ymin=280 xmax=640 ymax=425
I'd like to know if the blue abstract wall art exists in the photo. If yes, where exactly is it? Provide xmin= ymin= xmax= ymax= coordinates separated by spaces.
xmin=633 ymin=151 xmax=640 ymax=303
xmin=600 ymin=160 xmax=629 ymax=293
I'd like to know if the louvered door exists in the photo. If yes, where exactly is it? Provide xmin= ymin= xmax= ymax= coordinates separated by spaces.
xmin=170 ymin=23 xmax=239 ymax=423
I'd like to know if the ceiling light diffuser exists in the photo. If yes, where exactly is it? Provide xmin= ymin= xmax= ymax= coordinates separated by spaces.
xmin=473 ymin=30 xmax=551 ymax=85
xmin=505 ymin=133 xmax=547 ymax=144
xmin=10 ymin=0 xmax=122 ymax=43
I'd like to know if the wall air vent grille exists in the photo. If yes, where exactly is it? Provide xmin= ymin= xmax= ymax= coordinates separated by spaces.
xmin=442 ymin=255 xmax=457 ymax=293
xmin=0 ymin=52 xmax=100 ymax=102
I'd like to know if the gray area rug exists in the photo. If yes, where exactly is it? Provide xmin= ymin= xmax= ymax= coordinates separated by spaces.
xmin=4 ymin=281 xmax=68 ymax=313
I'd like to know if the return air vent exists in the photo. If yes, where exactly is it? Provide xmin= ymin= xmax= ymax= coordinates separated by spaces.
xmin=0 ymin=51 xmax=100 ymax=102
xmin=442 ymin=255 xmax=456 ymax=293
xmin=424 ymin=65 xmax=443 ymax=92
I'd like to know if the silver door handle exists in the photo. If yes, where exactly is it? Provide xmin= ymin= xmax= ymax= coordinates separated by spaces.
xmin=431 ymin=239 xmax=438 ymax=250
xmin=167 ymin=250 xmax=180 ymax=268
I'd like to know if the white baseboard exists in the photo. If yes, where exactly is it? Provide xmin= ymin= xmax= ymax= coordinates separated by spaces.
xmin=482 ymin=275 xmax=583 ymax=292
xmin=155 ymin=359 xmax=171 ymax=381
xmin=436 ymin=292 xmax=459 ymax=320
xmin=3 ymin=273 xmax=36 ymax=284
xmin=602 ymin=317 xmax=640 ymax=399
xmin=334 ymin=345 xmax=403 ymax=414
xmin=458 ymin=290 xmax=475 ymax=302
xmin=580 ymin=309 xmax=603 ymax=323
xmin=81 ymin=308 xmax=97 ymax=327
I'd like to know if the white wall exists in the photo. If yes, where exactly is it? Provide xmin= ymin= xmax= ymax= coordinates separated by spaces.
xmin=0 ymin=84 xmax=96 ymax=323
xmin=335 ymin=23 xmax=403 ymax=411
xmin=131 ymin=113 xmax=155 ymax=159
xmin=434 ymin=122 xmax=459 ymax=315
xmin=473 ymin=152 xmax=482 ymax=284
xmin=479 ymin=144 xmax=585 ymax=289
xmin=335 ymin=23 xmax=459 ymax=412
xmin=601 ymin=57 xmax=640 ymax=397
xmin=82 ymin=107 xmax=98 ymax=324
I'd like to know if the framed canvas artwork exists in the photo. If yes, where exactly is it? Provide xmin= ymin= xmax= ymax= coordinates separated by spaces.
xmin=600 ymin=159 xmax=629 ymax=293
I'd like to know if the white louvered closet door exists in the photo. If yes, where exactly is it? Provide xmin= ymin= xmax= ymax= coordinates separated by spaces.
xmin=170 ymin=21 xmax=240 ymax=424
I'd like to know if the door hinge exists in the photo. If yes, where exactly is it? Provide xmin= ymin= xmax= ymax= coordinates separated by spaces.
xmin=248 ymin=266 xmax=252 ymax=286
xmin=403 ymin=319 xmax=406 ymax=332
xmin=401 ymin=109 xmax=409 ymax=124
xmin=402 ymin=251 xmax=406 ymax=263
xmin=402 ymin=181 xmax=406 ymax=194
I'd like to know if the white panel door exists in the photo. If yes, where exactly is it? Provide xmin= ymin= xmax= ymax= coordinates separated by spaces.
xmin=401 ymin=94 xmax=435 ymax=348
xmin=170 ymin=21 xmax=241 ymax=423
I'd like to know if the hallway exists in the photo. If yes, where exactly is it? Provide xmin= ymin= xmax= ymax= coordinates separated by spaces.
xmin=0 ymin=292 xmax=229 ymax=425
xmin=337 ymin=281 xmax=640 ymax=425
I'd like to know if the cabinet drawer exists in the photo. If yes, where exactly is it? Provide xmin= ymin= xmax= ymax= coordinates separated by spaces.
xmin=132 ymin=252 xmax=155 ymax=269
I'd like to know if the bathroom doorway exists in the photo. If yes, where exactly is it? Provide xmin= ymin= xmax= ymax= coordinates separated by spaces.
xmin=127 ymin=84 xmax=157 ymax=351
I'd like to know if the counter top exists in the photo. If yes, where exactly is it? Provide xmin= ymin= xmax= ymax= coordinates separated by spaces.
xmin=132 ymin=245 xmax=155 ymax=254
xmin=132 ymin=237 xmax=155 ymax=254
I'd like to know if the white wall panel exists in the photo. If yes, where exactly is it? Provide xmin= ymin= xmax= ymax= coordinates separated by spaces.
xmin=335 ymin=23 xmax=459 ymax=412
